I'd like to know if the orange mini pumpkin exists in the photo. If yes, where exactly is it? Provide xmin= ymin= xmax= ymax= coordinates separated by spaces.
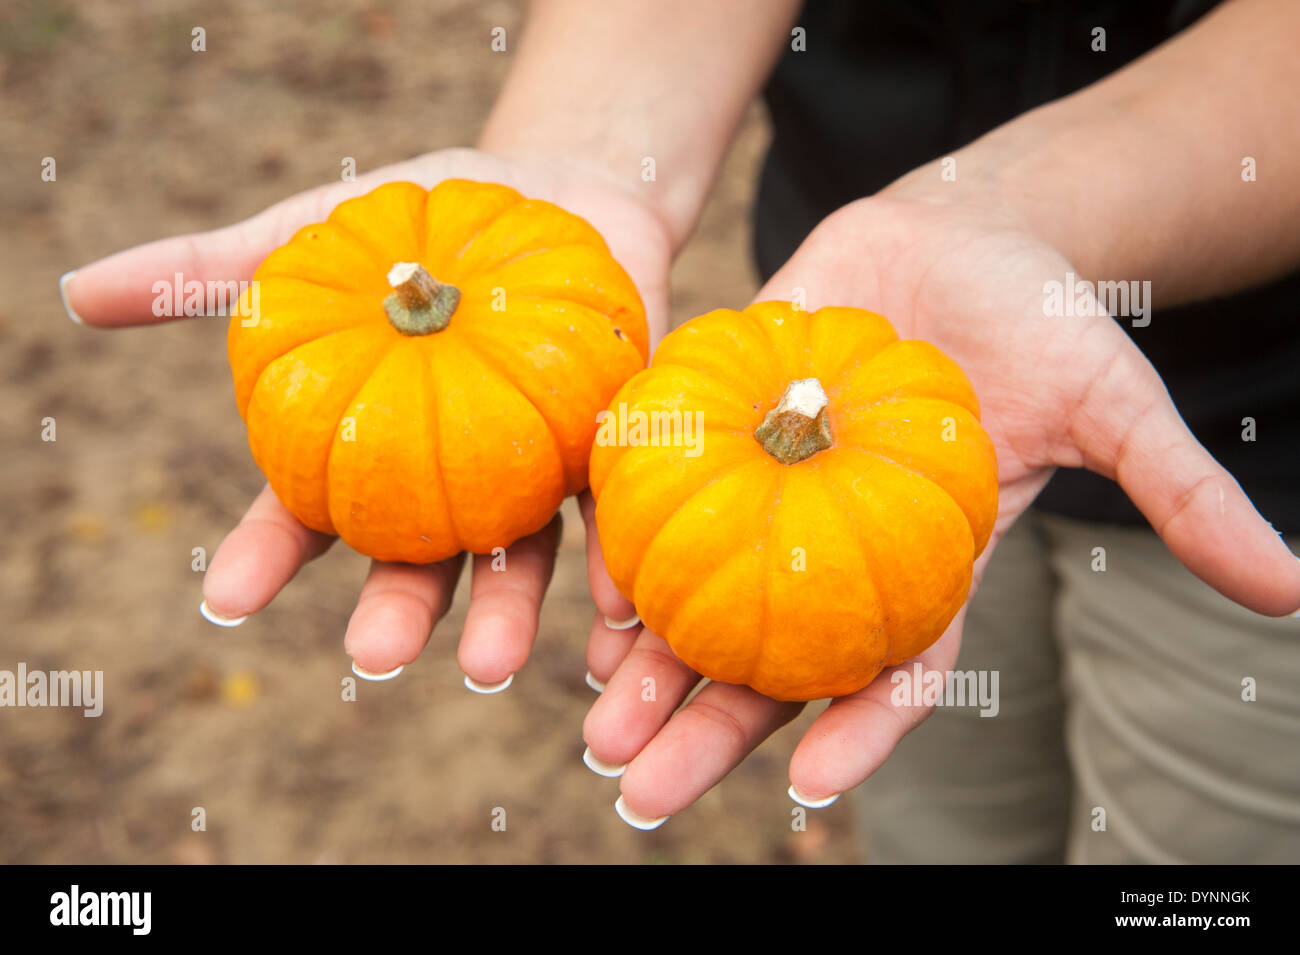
xmin=589 ymin=302 xmax=998 ymax=701
xmin=229 ymin=179 xmax=647 ymax=563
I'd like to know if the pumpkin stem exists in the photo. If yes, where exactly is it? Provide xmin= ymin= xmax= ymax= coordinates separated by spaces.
xmin=383 ymin=262 xmax=460 ymax=335
xmin=755 ymin=378 xmax=834 ymax=464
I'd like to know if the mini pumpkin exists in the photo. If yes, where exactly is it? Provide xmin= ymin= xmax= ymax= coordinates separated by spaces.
xmin=589 ymin=302 xmax=997 ymax=701
xmin=229 ymin=179 xmax=647 ymax=563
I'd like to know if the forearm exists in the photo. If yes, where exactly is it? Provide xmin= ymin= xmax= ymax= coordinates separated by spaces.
xmin=888 ymin=0 xmax=1300 ymax=306
xmin=479 ymin=0 xmax=799 ymax=251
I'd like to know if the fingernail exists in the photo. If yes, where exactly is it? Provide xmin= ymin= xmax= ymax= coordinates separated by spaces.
xmin=199 ymin=599 xmax=247 ymax=628
xmin=604 ymin=613 xmax=640 ymax=631
xmin=59 ymin=270 xmax=83 ymax=324
xmin=614 ymin=794 xmax=668 ymax=831
xmin=585 ymin=670 xmax=606 ymax=693
xmin=351 ymin=660 xmax=404 ymax=682
xmin=788 ymin=784 xmax=840 ymax=809
xmin=583 ymin=746 xmax=625 ymax=778
xmin=464 ymin=673 xmax=513 ymax=694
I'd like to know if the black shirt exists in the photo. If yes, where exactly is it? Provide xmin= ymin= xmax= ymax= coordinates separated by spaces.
xmin=754 ymin=0 xmax=1299 ymax=532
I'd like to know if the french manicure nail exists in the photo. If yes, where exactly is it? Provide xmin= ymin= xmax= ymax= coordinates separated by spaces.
xmin=199 ymin=599 xmax=247 ymax=628
xmin=583 ymin=746 xmax=625 ymax=778
xmin=614 ymin=794 xmax=668 ymax=831
xmin=604 ymin=613 xmax=640 ymax=631
xmin=351 ymin=660 xmax=404 ymax=682
xmin=788 ymin=784 xmax=840 ymax=809
xmin=59 ymin=270 xmax=83 ymax=324
xmin=585 ymin=670 xmax=606 ymax=693
xmin=464 ymin=673 xmax=513 ymax=694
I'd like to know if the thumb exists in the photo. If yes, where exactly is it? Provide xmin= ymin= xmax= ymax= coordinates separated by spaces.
xmin=60 ymin=179 xmax=361 ymax=328
xmin=1070 ymin=333 xmax=1300 ymax=616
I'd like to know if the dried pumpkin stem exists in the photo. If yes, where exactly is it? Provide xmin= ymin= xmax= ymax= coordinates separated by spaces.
xmin=383 ymin=262 xmax=460 ymax=335
xmin=755 ymin=378 xmax=834 ymax=464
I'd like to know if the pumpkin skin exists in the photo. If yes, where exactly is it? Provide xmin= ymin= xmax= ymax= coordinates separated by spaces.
xmin=589 ymin=302 xmax=997 ymax=701
xmin=229 ymin=179 xmax=648 ymax=563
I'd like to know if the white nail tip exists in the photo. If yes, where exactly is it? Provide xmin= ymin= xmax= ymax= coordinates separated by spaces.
xmin=351 ymin=660 xmax=404 ymax=682
xmin=788 ymin=784 xmax=840 ymax=809
xmin=614 ymin=795 xmax=668 ymax=830
xmin=59 ymin=270 xmax=83 ymax=324
xmin=464 ymin=673 xmax=513 ymax=694
xmin=199 ymin=599 xmax=247 ymax=628
xmin=584 ymin=671 xmax=606 ymax=693
xmin=604 ymin=613 xmax=641 ymax=631
xmin=583 ymin=746 xmax=625 ymax=778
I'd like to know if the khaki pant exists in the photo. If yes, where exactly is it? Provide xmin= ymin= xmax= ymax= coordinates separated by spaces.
xmin=855 ymin=510 xmax=1300 ymax=864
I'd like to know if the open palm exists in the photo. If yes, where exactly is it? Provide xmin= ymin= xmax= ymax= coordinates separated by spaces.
xmin=583 ymin=193 xmax=1300 ymax=828
xmin=62 ymin=148 xmax=672 ymax=687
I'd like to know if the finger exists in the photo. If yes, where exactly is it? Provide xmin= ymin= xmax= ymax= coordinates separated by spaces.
xmin=578 ymin=490 xmax=638 ymax=626
xmin=200 ymin=485 xmax=334 ymax=625
xmin=456 ymin=512 xmax=564 ymax=689
xmin=787 ymin=609 xmax=966 ymax=804
xmin=583 ymin=611 xmax=642 ymax=690
xmin=64 ymin=220 xmax=269 ymax=328
xmin=582 ymin=628 xmax=701 ymax=769
xmin=617 ymin=681 xmax=802 ymax=823
xmin=1069 ymin=333 xmax=1300 ymax=615
xmin=61 ymin=177 xmax=367 ymax=328
xmin=344 ymin=554 xmax=465 ymax=676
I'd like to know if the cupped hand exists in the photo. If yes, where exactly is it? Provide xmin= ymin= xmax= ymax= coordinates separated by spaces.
xmin=62 ymin=148 xmax=671 ymax=686
xmin=582 ymin=190 xmax=1300 ymax=827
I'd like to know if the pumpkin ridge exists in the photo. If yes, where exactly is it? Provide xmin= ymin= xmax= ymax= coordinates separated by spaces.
xmin=466 ymin=293 xmax=646 ymax=364
xmin=740 ymin=302 xmax=812 ymax=384
xmin=447 ymin=323 xmax=573 ymax=492
xmin=648 ymin=312 xmax=783 ymax=407
xmin=626 ymin=455 xmax=772 ymax=615
xmin=240 ymin=322 xmax=392 ymax=415
xmin=318 ymin=213 xmax=408 ymax=280
xmin=248 ymin=270 xmax=388 ymax=299
xmin=826 ymin=447 xmax=974 ymax=667
xmin=445 ymin=193 xmax=529 ymax=266
xmin=849 ymin=340 xmax=982 ymax=417
xmin=631 ymin=459 xmax=776 ymax=641
xmin=836 ymin=443 xmax=978 ymax=546
xmin=743 ymin=465 xmax=785 ymax=687
xmin=452 ymin=304 xmax=628 ymax=415
xmin=420 ymin=342 xmax=468 ymax=552
xmin=813 ymin=454 xmax=891 ymax=674
xmin=652 ymin=535 xmax=766 ymax=678
xmin=805 ymin=307 xmax=898 ymax=388
xmin=508 ymin=292 xmax=643 ymax=331
xmin=322 ymin=340 xmax=401 ymax=531
xmin=459 ymin=240 xmax=614 ymax=280
xmin=858 ymin=389 xmax=980 ymax=418
xmin=254 ymin=229 xmax=391 ymax=296
xmin=650 ymin=361 xmax=771 ymax=421
xmin=853 ymin=391 xmax=982 ymax=422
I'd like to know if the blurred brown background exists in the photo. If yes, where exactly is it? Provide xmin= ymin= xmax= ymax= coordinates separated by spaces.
xmin=0 ymin=0 xmax=861 ymax=862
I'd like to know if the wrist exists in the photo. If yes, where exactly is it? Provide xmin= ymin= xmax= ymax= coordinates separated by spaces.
xmin=880 ymin=124 xmax=1073 ymax=257
xmin=477 ymin=119 xmax=712 ymax=258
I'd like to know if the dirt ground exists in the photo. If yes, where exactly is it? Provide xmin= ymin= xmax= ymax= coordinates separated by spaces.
xmin=0 ymin=0 xmax=863 ymax=862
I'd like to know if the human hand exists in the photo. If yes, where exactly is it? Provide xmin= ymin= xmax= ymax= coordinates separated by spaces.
xmin=582 ymin=189 xmax=1300 ymax=827
xmin=60 ymin=148 xmax=671 ymax=687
